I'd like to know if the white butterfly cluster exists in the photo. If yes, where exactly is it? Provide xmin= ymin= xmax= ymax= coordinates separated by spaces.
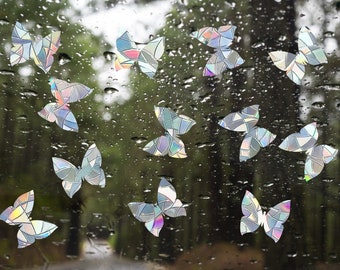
xmin=219 ymin=105 xmax=338 ymax=181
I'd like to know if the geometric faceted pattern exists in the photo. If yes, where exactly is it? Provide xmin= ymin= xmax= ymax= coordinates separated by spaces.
xmin=10 ymin=21 xmax=60 ymax=73
xmin=0 ymin=190 xmax=57 ymax=248
xmin=218 ymin=105 xmax=276 ymax=161
xmin=52 ymin=144 xmax=106 ymax=198
xmin=38 ymin=78 xmax=93 ymax=132
xmin=240 ymin=190 xmax=291 ymax=243
xmin=269 ymin=26 xmax=327 ymax=85
xmin=143 ymin=106 xmax=196 ymax=158
xmin=114 ymin=31 xmax=165 ymax=78
xmin=128 ymin=178 xmax=187 ymax=237
xmin=191 ymin=25 xmax=244 ymax=76
xmin=279 ymin=122 xmax=338 ymax=181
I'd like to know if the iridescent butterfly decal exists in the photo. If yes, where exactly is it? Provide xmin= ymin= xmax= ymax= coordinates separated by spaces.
xmin=128 ymin=178 xmax=187 ymax=237
xmin=10 ymin=21 xmax=61 ymax=73
xmin=279 ymin=122 xmax=338 ymax=181
xmin=240 ymin=190 xmax=291 ymax=243
xmin=0 ymin=190 xmax=58 ymax=248
xmin=269 ymin=26 xmax=327 ymax=85
xmin=218 ymin=105 xmax=276 ymax=161
xmin=114 ymin=31 xmax=165 ymax=78
xmin=52 ymin=144 xmax=106 ymax=198
xmin=143 ymin=106 xmax=196 ymax=158
xmin=190 ymin=25 xmax=244 ymax=76
xmin=38 ymin=78 xmax=93 ymax=132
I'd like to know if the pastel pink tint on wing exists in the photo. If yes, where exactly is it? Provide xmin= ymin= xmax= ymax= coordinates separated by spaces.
xmin=272 ymin=228 xmax=283 ymax=241
xmin=124 ymin=49 xmax=139 ymax=59
xmin=281 ymin=201 xmax=291 ymax=212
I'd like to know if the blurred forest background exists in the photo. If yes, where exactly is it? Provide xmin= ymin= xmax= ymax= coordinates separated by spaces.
xmin=0 ymin=0 xmax=339 ymax=269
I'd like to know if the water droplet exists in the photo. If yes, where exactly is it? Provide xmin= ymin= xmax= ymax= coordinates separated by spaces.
xmin=20 ymin=90 xmax=38 ymax=97
xmin=57 ymin=14 xmax=66 ymax=22
xmin=287 ymin=252 xmax=298 ymax=258
xmin=58 ymin=53 xmax=72 ymax=65
xmin=336 ymin=102 xmax=340 ymax=110
xmin=17 ymin=115 xmax=28 ymax=120
xmin=0 ymin=70 xmax=15 ymax=76
xmin=103 ymin=51 xmax=115 ymax=61
xmin=104 ymin=87 xmax=119 ymax=94
xmin=131 ymin=137 xmax=147 ymax=144
xmin=251 ymin=42 xmax=265 ymax=48
xmin=0 ymin=19 xmax=9 ymax=25
xmin=311 ymin=102 xmax=325 ymax=109
xmin=195 ymin=142 xmax=216 ymax=148
xmin=329 ymin=253 xmax=337 ymax=259
xmin=199 ymin=195 xmax=210 ymax=200
xmin=324 ymin=31 xmax=335 ymax=38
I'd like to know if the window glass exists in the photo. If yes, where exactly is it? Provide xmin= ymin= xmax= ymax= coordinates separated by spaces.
xmin=0 ymin=0 xmax=339 ymax=269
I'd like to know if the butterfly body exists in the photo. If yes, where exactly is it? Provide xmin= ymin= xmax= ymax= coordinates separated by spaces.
xmin=128 ymin=178 xmax=187 ymax=237
xmin=143 ymin=106 xmax=196 ymax=158
xmin=38 ymin=78 xmax=93 ymax=132
xmin=219 ymin=105 xmax=276 ymax=161
xmin=114 ymin=31 xmax=165 ymax=78
xmin=269 ymin=26 xmax=327 ymax=85
xmin=240 ymin=190 xmax=290 ymax=243
xmin=52 ymin=144 xmax=106 ymax=198
xmin=10 ymin=22 xmax=60 ymax=73
xmin=191 ymin=25 xmax=244 ymax=76
xmin=0 ymin=191 xmax=57 ymax=248
xmin=279 ymin=122 xmax=338 ymax=181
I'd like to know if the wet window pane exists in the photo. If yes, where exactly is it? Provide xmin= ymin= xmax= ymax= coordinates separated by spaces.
xmin=0 ymin=0 xmax=339 ymax=269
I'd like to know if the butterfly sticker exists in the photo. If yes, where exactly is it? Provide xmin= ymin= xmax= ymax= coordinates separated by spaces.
xmin=269 ymin=26 xmax=327 ymax=85
xmin=114 ymin=31 xmax=165 ymax=78
xmin=128 ymin=178 xmax=187 ymax=237
xmin=38 ymin=78 xmax=93 ymax=132
xmin=52 ymin=144 xmax=106 ymax=198
xmin=279 ymin=122 xmax=338 ymax=181
xmin=240 ymin=190 xmax=291 ymax=243
xmin=190 ymin=25 xmax=244 ymax=76
xmin=0 ymin=190 xmax=58 ymax=248
xmin=10 ymin=21 xmax=61 ymax=73
xmin=143 ymin=106 xmax=196 ymax=158
xmin=218 ymin=105 xmax=276 ymax=161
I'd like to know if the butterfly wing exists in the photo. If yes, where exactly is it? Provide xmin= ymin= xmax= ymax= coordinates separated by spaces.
xmin=49 ymin=78 xmax=93 ymax=104
xmin=114 ymin=31 xmax=139 ymax=71
xmin=31 ymin=31 xmax=61 ymax=73
xmin=304 ymin=145 xmax=338 ymax=181
xmin=240 ymin=127 xmax=277 ymax=162
xmin=157 ymin=178 xmax=186 ymax=218
xmin=219 ymin=105 xmax=259 ymax=133
xmin=38 ymin=103 xmax=79 ymax=132
xmin=52 ymin=157 xmax=81 ymax=198
xmin=143 ymin=134 xmax=188 ymax=158
xmin=138 ymin=37 xmax=165 ymax=78
xmin=298 ymin=26 xmax=327 ymax=66
xmin=10 ymin=22 xmax=33 ymax=66
xmin=154 ymin=106 xmax=196 ymax=136
xmin=279 ymin=122 xmax=318 ymax=152
xmin=17 ymin=220 xmax=58 ymax=248
xmin=190 ymin=25 xmax=235 ymax=49
xmin=268 ymin=51 xmax=305 ymax=85
xmin=81 ymin=144 xmax=106 ymax=187
xmin=263 ymin=200 xmax=291 ymax=243
xmin=203 ymin=47 xmax=244 ymax=76
xmin=0 ymin=190 xmax=34 ymax=225
xmin=128 ymin=202 xmax=164 ymax=237
xmin=240 ymin=190 xmax=263 ymax=235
